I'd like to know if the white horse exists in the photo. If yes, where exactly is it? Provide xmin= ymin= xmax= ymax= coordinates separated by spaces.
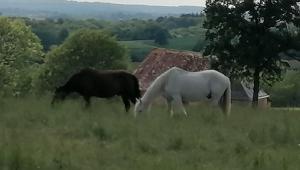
xmin=134 ymin=67 xmax=231 ymax=117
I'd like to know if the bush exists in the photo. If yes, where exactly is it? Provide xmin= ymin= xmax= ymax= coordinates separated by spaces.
xmin=268 ymin=71 xmax=300 ymax=107
xmin=0 ymin=17 xmax=44 ymax=96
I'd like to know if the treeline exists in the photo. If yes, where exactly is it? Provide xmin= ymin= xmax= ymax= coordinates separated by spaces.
xmin=23 ymin=14 xmax=205 ymax=51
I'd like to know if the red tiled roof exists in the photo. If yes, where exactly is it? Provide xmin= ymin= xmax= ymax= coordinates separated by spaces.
xmin=134 ymin=48 xmax=210 ymax=91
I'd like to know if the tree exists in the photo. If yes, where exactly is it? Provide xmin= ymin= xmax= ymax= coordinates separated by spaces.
xmin=0 ymin=17 xmax=44 ymax=96
xmin=193 ymin=38 xmax=207 ymax=52
xmin=154 ymin=28 xmax=169 ymax=45
xmin=37 ymin=29 xmax=129 ymax=91
xmin=58 ymin=28 xmax=69 ymax=44
xmin=286 ymin=28 xmax=300 ymax=60
xmin=204 ymin=0 xmax=300 ymax=107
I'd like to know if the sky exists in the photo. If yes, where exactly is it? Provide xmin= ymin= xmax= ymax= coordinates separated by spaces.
xmin=73 ymin=0 xmax=206 ymax=7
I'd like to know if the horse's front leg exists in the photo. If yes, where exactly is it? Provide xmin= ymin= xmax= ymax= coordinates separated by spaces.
xmin=163 ymin=95 xmax=174 ymax=117
xmin=166 ymin=99 xmax=174 ymax=117
xmin=121 ymin=96 xmax=130 ymax=112
xmin=172 ymin=96 xmax=188 ymax=117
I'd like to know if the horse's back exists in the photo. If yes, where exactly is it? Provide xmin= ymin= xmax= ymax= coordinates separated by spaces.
xmin=64 ymin=68 xmax=140 ymax=98
xmin=161 ymin=68 xmax=229 ymax=86
xmin=164 ymin=67 xmax=228 ymax=80
xmin=195 ymin=70 xmax=229 ymax=82
xmin=162 ymin=68 xmax=230 ymax=101
xmin=184 ymin=70 xmax=230 ymax=90
xmin=96 ymin=70 xmax=140 ymax=98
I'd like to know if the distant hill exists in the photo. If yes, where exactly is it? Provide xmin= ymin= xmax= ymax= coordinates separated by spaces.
xmin=0 ymin=0 xmax=204 ymax=20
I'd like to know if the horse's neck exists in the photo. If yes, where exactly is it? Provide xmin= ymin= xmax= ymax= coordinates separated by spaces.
xmin=142 ymin=73 xmax=168 ymax=105
xmin=142 ymin=84 xmax=161 ymax=105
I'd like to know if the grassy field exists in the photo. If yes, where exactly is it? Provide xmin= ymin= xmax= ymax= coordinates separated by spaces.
xmin=1 ymin=96 xmax=300 ymax=170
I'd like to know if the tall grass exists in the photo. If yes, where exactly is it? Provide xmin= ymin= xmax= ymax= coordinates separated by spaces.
xmin=1 ymin=96 xmax=300 ymax=170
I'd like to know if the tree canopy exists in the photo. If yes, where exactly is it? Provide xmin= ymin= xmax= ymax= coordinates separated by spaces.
xmin=204 ymin=0 xmax=300 ymax=106
xmin=0 ymin=17 xmax=44 ymax=96
xmin=24 ymin=15 xmax=205 ymax=50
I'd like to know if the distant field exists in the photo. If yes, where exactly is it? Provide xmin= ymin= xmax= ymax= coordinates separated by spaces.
xmin=143 ymin=37 xmax=199 ymax=51
xmin=272 ymin=107 xmax=300 ymax=111
xmin=120 ymin=37 xmax=199 ymax=62
xmin=120 ymin=40 xmax=156 ymax=62
xmin=120 ymin=40 xmax=156 ymax=49
xmin=1 ymin=96 xmax=300 ymax=170
xmin=164 ymin=37 xmax=199 ymax=51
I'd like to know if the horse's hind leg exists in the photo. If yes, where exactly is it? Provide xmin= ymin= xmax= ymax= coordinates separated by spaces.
xmin=210 ymin=93 xmax=223 ymax=113
xmin=121 ymin=96 xmax=130 ymax=112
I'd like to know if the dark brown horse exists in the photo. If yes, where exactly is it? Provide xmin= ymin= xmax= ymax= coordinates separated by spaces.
xmin=51 ymin=68 xmax=141 ymax=112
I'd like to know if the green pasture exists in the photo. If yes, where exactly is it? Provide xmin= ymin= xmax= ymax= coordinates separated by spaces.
xmin=0 ymin=96 xmax=300 ymax=170
xmin=120 ymin=37 xmax=199 ymax=62
xmin=141 ymin=37 xmax=199 ymax=51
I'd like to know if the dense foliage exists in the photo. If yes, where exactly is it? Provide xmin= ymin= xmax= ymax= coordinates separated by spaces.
xmin=29 ymin=19 xmax=69 ymax=51
xmin=156 ymin=13 xmax=205 ymax=30
xmin=25 ymin=18 xmax=109 ymax=51
xmin=0 ymin=17 xmax=44 ymax=96
xmin=110 ymin=21 xmax=170 ymax=44
xmin=204 ymin=0 xmax=300 ymax=106
xmin=24 ymin=14 xmax=205 ymax=51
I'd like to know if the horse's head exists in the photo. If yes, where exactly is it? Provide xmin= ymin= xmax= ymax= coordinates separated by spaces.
xmin=134 ymin=99 xmax=147 ymax=117
xmin=51 ymin=86 xmax=68 ymax=105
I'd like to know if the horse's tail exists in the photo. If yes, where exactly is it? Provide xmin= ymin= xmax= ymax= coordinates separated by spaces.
xmin=221 ymin=81 xmax=231 ymax=117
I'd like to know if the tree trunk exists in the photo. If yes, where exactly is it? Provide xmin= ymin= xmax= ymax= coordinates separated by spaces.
xmin=252 ymin=68 xmax=260 ymax=108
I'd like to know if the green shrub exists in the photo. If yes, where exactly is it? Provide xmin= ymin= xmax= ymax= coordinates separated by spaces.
xmin=0 ymin=17 xmax=44 ymax=96
xmin=269 ymin=71 xmax=300 ymax=107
